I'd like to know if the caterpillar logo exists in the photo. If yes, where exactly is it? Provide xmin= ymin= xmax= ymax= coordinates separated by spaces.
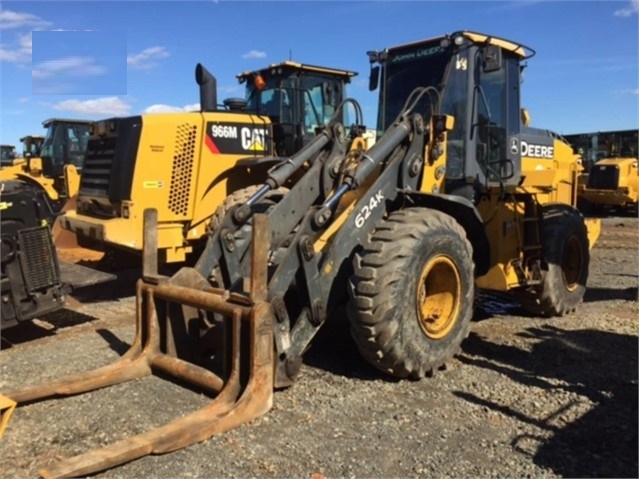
xmin=241 ymin=128 xmax=266 ymax=151
xmin=205 ymin=121 xmax=270 ymax=155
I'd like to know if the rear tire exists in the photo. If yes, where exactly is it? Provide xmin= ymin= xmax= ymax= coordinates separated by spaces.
xmin=347 ymin=208 xmax=475 ymax=379
xmin=515 ymin=205 xmax=589 ymax=317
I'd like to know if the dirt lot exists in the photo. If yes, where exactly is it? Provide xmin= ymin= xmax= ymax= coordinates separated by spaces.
xmin=1 ymin=215 xmax=637 ymax=479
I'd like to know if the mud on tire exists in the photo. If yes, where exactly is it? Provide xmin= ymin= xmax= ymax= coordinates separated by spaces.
xmin=347 ymin=208 xmax=475 ymax=379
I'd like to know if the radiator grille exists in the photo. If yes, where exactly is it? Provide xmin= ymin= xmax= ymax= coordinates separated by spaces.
xmin=18 ymin=226 xmax=60 ymax=293
xmin=588 ymin=164 xmax=620 ymax=190
xmin=168 ymin=123 xmax=197 ymax=216
xmin=80 ymin=136 xmax=116 ymax=197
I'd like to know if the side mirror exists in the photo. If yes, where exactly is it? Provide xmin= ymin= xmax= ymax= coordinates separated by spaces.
xmin=482 ymin=45 xmax=502 ymax=73
xmin=369 ymin=65 xmax=380 ymax=91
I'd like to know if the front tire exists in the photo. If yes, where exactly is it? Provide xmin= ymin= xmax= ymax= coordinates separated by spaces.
xmin=347 ymin=208 xmax=475 ymax=379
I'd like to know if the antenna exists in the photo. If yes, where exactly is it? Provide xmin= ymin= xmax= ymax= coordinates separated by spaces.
xmin=289 ymin=49 xmax=292 ymax=61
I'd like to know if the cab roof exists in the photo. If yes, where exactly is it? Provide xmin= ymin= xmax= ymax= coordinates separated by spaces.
xmin=385 ymin=30 xmax=536 ymax=59
xmin=20 ymin=135 xmax=45 ymax=141
xmin=237 ymin=60 xmax=358 ymax=83
xmin=42 ymin=118 xmax=94 ymax=127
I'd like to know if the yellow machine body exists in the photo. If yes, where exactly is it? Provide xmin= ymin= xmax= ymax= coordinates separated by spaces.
xmin=62 ymin=112 xmax=277 ymax=262
xmin=62 ymin=61 xmax=359 ymax=263
xmin=579 ymin=157 xmax=638 ymax=210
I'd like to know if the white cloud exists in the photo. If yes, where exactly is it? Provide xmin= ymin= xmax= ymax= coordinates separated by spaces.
xmin=0 ymin=32 xmax=33 ymax=63
xmin=52 ymin=97 xmax=132 ymax=116
xmin=0 ymin=8 xmax=51 ymax=30
xmin=33 ymin=56 xmax=106 ymax=79
xmin=16 ymin=97 xmax=29 ymax=103
xmin=142 ymin=103 xmax=200 ymax=114
xmin=242 ymin=50 xmax=266 ymax=59
xmin=127 ymin=46 xmax=169 ymax=70
xmin=614 ymin=0 xmax=639 ymax=16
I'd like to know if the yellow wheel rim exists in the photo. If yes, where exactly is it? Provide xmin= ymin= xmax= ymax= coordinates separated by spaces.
xmin=416 ymin=254 xmax=461 ymax=340
xmin=562 ymin=235 xmax=584 ymax=292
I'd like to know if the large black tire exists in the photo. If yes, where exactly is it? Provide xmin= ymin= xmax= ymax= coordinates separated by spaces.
xmin=347 ymin=208 xmax=475 ymax=379
xmin=208 ymin=185 xmax=264 ymax=232
xmin=516 ymin=205 xmax=590 ymax=317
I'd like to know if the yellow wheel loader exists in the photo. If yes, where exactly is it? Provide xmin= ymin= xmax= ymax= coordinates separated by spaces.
xmin=0 ymin=144 xmax=17 ymax=166
xmin=60 ymin=61 xmax=361 ymax=264
xmin=4 ymin=31 xmax=601 ymax=478
xmin=578 ymin=156 xmax=638 ymax=215
xmin=18 ymin=134 xmax=45 ymax=159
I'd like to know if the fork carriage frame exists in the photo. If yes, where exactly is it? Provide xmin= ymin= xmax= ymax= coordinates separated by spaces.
xmin=3 ymin=211 xmax=275 ymax=479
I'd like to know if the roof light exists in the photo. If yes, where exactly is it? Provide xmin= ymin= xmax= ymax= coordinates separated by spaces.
xmin=453 ymin=35 xmax=464 ymax=46
xmin=254 ymin=74 xmax=265 ymax=90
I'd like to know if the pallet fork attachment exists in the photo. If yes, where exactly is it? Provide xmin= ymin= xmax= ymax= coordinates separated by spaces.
xmin=2 ymin=209 xmax=275 ymax=479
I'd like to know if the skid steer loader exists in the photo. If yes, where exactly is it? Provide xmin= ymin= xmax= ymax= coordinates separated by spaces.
xmin=3 ymin=30 xmax=601 ymax=478
xmin=59 ymin=61 xmax=362 ymax=264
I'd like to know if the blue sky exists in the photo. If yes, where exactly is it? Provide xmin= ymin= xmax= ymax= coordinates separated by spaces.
xmin=0 ymin=0 xmax=637 ymax=149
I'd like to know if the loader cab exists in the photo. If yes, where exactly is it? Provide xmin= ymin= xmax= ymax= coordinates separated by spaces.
xmin=0 ymin=145 xmax=17 ymax=167
xmin=369 ymin=31 xmax=535 ymax=193
xmin=19 ymin=135 xmax=45 ymax=159
xmin=238 ymin=61 xmax=357 ymax=156
xmin=39 ymin=118 xmax=92 ymax=178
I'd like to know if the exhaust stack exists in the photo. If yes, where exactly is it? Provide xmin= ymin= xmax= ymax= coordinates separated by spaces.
xmin=195 ymin=63 xmax=218 ymax=112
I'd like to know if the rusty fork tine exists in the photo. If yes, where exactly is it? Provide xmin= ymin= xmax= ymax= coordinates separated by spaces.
xmin=4 ymin=279 xmax=153 ymax=404
xmin=39 ymin=301 xmax=275 ymax=479
xmin=6 ymin=212 xmax=276 ymax=479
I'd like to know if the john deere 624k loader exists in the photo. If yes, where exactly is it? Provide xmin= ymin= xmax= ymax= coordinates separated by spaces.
xmin=3 ymin=31 xmax=600 ymax=478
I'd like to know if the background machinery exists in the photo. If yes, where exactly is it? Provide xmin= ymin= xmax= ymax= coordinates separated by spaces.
xmin=60 ymin=61 xmax=360 ymax=264
xmin=19 ymin=134 xmax=45 ymax=159
xmin=565 ymin=129 xmax=639 ymax=215
xmin=0 ymin=144 xmax=17 ymax=166
xmin=4 ymin=31 xmax=601 ymax=478
xmin=0 ymin=118 xmax=112 ymax=332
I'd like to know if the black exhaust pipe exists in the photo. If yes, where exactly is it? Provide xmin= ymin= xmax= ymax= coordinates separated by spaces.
xmin=195 ymin=63 xmax=217 ymax=112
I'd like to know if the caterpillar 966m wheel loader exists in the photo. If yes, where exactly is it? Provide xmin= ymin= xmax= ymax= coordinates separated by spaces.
xmin=59 ymin=61 xmax=362 ymax=265
xmin=4 ymin=31 xmax=601 ymax=478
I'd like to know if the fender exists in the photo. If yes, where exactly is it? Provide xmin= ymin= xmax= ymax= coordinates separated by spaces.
xmin=400 ymin=191 xmax=490 ymax=276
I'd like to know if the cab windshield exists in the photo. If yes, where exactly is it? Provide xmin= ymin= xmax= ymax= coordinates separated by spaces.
xmin=40 ymin=122 xmax=91 ymax=169
xmin=377 ymin=42 xmax=452 ymax=135
xmin=245 ymin=74 xmax=349 ymax=133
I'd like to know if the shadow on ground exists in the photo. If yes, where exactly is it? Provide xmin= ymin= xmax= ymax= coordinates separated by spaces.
xmin=457 ymin=325 xmax=638 ymax=478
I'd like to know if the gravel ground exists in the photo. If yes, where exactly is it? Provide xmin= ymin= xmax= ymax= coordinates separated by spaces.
xmin=1 ymin=215 xmax=637 ymax=479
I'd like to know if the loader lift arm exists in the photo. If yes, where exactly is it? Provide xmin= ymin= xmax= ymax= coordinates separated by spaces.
xmin=0 ymin=100 xmax=362 ymax=478
xmin=196 ymin=90 xmax=438 ymax=386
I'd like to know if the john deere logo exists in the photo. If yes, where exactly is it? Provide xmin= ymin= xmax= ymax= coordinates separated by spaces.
xmin=510 ymin=137 xmax=519 ymax=155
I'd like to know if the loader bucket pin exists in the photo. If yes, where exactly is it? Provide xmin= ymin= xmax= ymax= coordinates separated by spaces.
xmin=2 ymin=211 xmax=275 ymax=479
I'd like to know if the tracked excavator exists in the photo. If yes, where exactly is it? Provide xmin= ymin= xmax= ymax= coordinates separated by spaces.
xmin=59 ymin=61 xmax=362 ymax=264
xmin=2 ymin=31 xmax=601 ymax=477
